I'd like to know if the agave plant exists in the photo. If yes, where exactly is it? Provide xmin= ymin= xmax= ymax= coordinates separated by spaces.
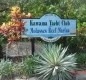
xmin=35 ymin=44 xmax=76 ymax=80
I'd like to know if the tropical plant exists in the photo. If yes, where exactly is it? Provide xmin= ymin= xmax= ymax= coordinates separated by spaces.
xmin=0 ymin=6 xmax=32 ymax=43
xmin=0 ymin=59 xmax=13 ymax=77
xmin=76 ymin=53 xmax=86 ymax=68
xmin=35 ymin=44 xmax=76 ymax=80
xmin=17 ymin=56 xmax=37 ymax=77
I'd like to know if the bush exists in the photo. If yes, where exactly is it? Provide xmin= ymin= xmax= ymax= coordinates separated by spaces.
xmin=0 ymin=59 xmax=13 ymax=78
xmin=35 ymin=44 xmax=76 ymax=80
xmin=76 ymin=53 xmax=86 ymax=69
xmin=17 ymin=56 xmax=37 ymax=77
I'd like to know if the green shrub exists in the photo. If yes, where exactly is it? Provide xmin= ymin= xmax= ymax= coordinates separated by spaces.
xmin=35 ymin=44 xmax=76 ymax=80
xmin=76 ymin=53 xmax=86 ymax=68
xmin=0 ymin=59 xmax=13 ymax=76
xmin=17 ymin=56 xmax=37 ymax=77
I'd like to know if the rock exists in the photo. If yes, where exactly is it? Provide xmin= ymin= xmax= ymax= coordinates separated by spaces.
xmin=29 ymin=77 xmax=38 ymax=80
xmin=76 ymin=74 xmax=86 ymax=80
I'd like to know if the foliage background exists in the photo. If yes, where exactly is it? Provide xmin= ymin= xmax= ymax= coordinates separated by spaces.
xmin=0 ymin=0 xmax=86 ymax=53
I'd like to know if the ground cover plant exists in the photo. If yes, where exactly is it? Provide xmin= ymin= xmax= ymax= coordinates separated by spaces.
xmin=0 ymin=59 xmax=13 ymax=79
xmin=18 ymin=56 xmax=37 ymax=77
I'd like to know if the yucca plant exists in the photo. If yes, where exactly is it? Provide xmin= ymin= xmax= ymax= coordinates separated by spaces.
xmin=35 ymin=44 xmax=76 ymax=80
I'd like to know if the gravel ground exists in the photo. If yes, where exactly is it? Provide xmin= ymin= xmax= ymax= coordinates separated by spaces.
xmin=15 ymin=77 xmax=38 ymax=80
xmin=15 ymin=75 xmax=86 ymax=80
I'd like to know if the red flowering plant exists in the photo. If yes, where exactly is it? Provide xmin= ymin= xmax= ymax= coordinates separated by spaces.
xmin=0 ymin=6 xmax=32 ymax=44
